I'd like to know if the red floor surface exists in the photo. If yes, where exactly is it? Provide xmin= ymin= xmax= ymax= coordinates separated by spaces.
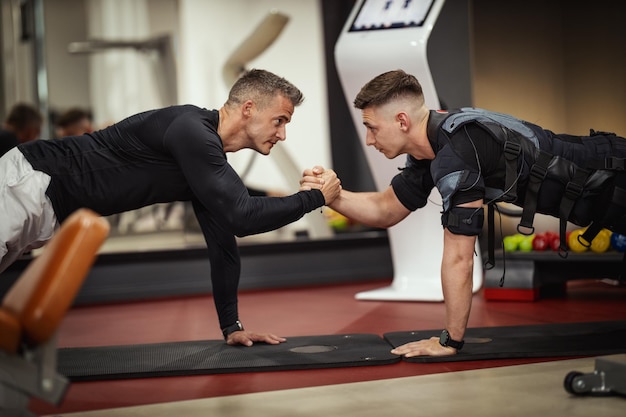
xmin=31 ymin=278 xmax=626 ymax=415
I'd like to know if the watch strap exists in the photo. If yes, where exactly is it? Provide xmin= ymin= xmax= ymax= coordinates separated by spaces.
xmin=222 ymin=320 xmax=244 ymax=339
xmin=439 ymin=329 xmax=464 ymax=350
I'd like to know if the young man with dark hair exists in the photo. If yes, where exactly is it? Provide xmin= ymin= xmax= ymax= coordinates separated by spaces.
xmin=302 ymin=69 xmax=626 ymax=358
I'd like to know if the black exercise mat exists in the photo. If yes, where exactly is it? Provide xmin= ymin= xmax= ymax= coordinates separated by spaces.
xmin=57 ymin=334 xmax=400 ymax=381
xmin=384 ymin=320 xmax=626 ymax=363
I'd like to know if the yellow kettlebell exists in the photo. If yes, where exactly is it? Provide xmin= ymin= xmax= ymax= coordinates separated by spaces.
xmin=568 ymin=229 xmax=589 ymax=253
xmin=590 ymin=229 xmax=611 ymax=253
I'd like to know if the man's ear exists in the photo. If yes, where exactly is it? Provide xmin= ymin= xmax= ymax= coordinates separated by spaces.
xmin=242 ymin=100 xmax=254 ymax=117
xmin=396 ymin=112 xmax=410 ymax=131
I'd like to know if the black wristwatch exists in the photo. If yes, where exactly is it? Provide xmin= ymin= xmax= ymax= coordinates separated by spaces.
xmin=221 ymin=320 xmax=244 ymax=339
xmin=439 ymin=329 xmax=464 ymax=350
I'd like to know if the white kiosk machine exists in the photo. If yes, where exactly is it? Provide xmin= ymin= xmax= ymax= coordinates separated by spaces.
xmin=335 ymin=0 xmax=482 ymax=301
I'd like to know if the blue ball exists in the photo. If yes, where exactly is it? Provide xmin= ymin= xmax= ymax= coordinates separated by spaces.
xmin=610 ymin=233 xmax=626 ymax=252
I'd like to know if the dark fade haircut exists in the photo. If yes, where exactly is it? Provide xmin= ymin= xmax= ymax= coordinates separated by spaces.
xmin=5 ymin=103 xmax=43 ymax=130
xmin=226 ymin=69 xmax=304 ymax=109
xmin=353 ymin=70 xmax=423 ymax=110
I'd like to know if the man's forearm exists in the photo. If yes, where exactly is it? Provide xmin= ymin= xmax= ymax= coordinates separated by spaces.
xmin=441 ymin=231 xmax=476 ymax=341
xmin=330 ymin=189 xmax=408 ymax=229
xmin=329 ymin=191 xmax=381 ymax=226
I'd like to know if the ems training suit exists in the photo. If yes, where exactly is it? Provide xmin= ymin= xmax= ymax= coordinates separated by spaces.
xmin=391 ymin=108 xmax=626 ymax=243
xmin=10 ymin=104 xmax=325 ymax=330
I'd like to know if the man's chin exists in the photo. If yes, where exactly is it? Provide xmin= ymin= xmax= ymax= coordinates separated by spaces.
xmin=250 ymin=145 xmax=271 ymax=155
xmin=380 ymin=151 xmax=393 ymax=159
xmin=264 ymin=143 xmax=277 ymax=155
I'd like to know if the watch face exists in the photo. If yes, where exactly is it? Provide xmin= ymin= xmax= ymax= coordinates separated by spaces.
xmin=439 ymin=330 xmax=449 ymax=346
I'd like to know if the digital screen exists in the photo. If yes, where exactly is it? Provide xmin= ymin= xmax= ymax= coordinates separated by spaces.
xmin=349 ymin=0 xmax=435 ymax=32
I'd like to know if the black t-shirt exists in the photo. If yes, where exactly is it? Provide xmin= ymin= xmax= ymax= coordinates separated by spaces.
xmin=391 ymin=123 xmax=501 ymax=211
xmin=18 ymin=104 xmax=325 ymax=329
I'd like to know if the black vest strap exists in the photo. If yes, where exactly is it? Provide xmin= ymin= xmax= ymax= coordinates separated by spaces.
xmin=558 ymin=168 xmax=591 ymax=256
xmin=485 ymin=203 xmax=506 ymax=287
xmin=617 ymin=252 xmax=626 ymax=285
xmin=588 ymin=157 xmax=625 ymax=171
xmin=517 ymin=150 xmax=553 ymax=235
xmin=502 ymin=141 xmax=521 ymax=203
xmin=426 ymin=111 xmax=452 ymax=148
xmin=485 ymin=203 xmax=495 ymax=270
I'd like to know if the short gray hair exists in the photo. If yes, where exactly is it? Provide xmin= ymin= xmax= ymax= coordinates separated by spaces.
xmin=226 ymin=69 xmax=304 ymax=109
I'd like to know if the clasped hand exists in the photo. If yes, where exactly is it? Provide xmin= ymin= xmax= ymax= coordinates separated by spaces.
xmin=300 ymin=166 xmax=341 ymax=205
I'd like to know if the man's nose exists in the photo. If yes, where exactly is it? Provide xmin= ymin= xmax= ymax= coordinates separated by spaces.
xmin=276 ymin=126 xmax=286 ymax=141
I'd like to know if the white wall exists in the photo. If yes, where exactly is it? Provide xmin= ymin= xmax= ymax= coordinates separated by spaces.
xmin=178 ymin=0 xmax=331 ymax=194
xmin=472 ymin=0 xmax=626 ymax=238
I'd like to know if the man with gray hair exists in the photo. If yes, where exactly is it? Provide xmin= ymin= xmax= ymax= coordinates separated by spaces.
xmin=0 ymin=69 xmax=341 ymax=347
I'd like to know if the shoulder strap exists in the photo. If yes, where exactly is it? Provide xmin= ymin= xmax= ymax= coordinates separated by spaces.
xmin=427 ymin=110 xmax=452 ymax=147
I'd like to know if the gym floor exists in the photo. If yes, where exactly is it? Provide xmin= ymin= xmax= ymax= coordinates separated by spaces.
xmin=31 ymin=278 xmax=626 ymax=416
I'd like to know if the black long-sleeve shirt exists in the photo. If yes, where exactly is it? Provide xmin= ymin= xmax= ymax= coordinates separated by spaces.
xmin=18 ymin=104 xmax=325 ymax=328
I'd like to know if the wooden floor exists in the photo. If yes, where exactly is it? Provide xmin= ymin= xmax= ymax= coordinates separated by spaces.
xmin=31 ymin=278 xmax=626 ymax=415
xmin=45 ymin=357 xmax=626 ymax=417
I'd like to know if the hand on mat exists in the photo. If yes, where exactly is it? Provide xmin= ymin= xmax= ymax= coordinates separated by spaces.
xmin=390 ymin=337 xmax=457 ymax=358
xmin=300 ymin=166 xmax=341 ymax=205
xmin=226 ymin=330 xmax=287 ymax=347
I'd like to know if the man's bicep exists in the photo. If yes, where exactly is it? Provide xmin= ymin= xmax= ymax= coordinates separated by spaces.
xmin=383 ymin=186 xmax=413 ymax=225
